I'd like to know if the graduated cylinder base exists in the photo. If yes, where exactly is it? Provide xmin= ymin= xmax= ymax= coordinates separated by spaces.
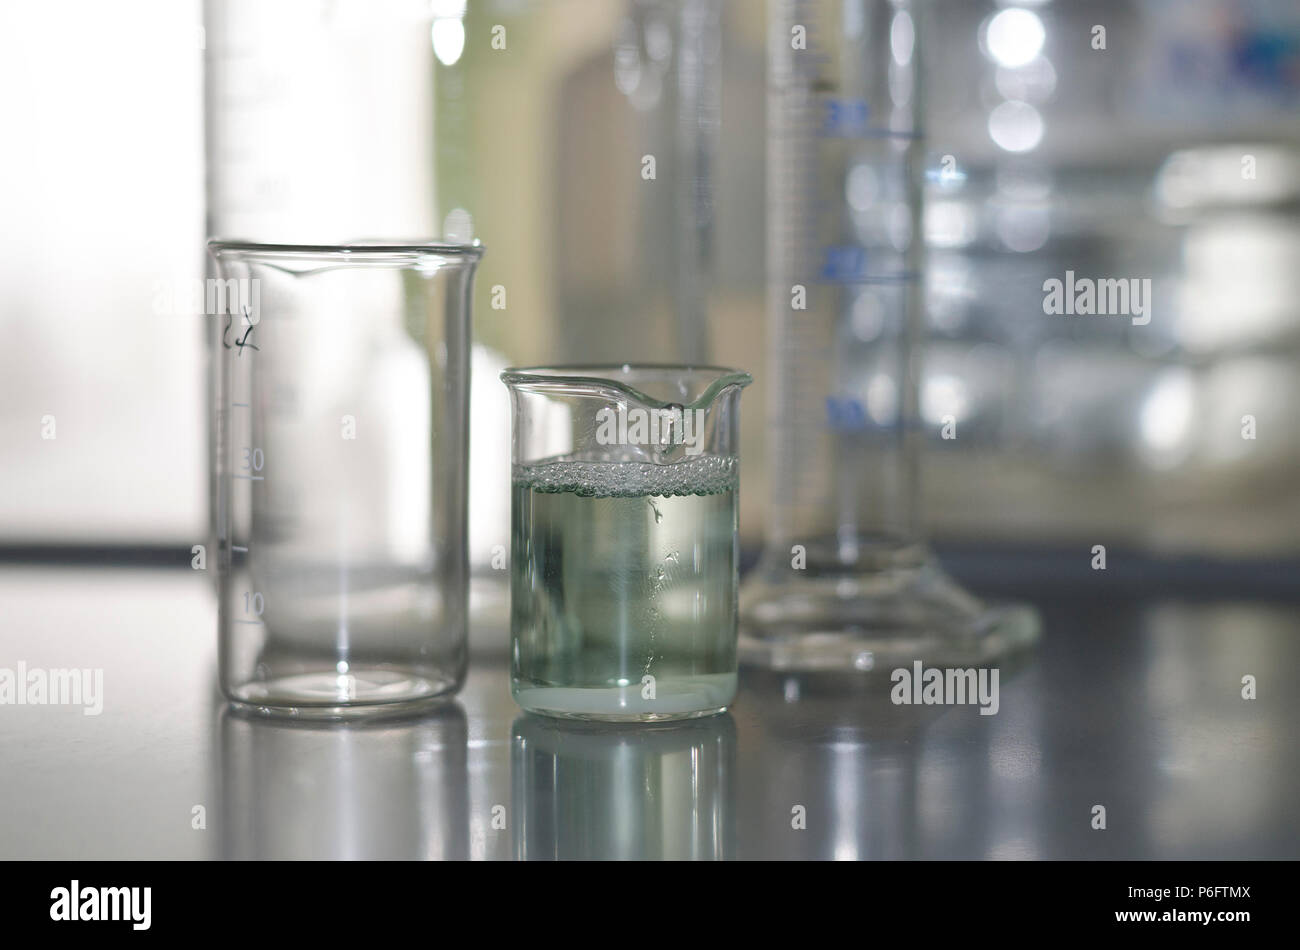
xmin=740 ymin=555 xmax=1040 ymax=672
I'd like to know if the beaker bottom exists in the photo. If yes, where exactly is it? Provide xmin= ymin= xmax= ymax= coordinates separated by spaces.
xmin=226 ymin=668 xmax=461 ymax=722
xmin=739 ymin=562 xmax=1040 ymax=671
xmin=513 ymin=673 xmax=735 ymax=723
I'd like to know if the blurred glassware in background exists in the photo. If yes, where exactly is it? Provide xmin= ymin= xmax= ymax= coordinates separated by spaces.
xmin=204 ymin=0 xmax=438 ymax=243
xmin=920 ymin=0 xmax=1300 ymax=557
xmin=433 ymin=0 xmax=727 ymax=366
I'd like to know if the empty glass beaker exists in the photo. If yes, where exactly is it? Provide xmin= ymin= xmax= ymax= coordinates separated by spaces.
xmin=208 ymin=241 xmax=482 ymax=718
xmin=502 ymin=364 xmax=752 ymax=722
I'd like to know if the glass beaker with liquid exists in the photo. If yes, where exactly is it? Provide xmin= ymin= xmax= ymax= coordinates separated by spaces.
xmin=502 ymin=364 xmax=752 ymax=721
xmin=208 ymin=240 xmax=482 ymax=718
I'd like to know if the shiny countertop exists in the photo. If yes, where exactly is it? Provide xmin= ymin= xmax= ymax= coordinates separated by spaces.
xmin=1 ymin=561 xmax=1297 ymax=860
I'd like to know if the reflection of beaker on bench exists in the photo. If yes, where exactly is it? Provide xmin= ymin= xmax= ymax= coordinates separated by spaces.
xmin=219 ymin=704 xmax=469 ymax=860
xmin=511 ymin=714 xmax=735 ymax=860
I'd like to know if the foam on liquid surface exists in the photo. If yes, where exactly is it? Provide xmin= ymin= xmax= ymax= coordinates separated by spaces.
xmin=515 ymin=455 xmax=737 ymax=498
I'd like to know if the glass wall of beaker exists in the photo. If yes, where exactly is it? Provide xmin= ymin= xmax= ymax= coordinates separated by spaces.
xmin=208 ymin=240 xmax=481 ymax=717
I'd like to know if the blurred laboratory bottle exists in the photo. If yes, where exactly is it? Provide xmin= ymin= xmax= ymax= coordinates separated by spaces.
xmin=204 ymin=0 xmax=436 ymax=243
xmin=429 ymin=0 xmax=724 ymax=369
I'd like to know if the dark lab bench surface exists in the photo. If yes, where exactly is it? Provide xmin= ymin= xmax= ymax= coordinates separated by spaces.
xmin=1 ymin=562 xmax=1297 ymax=860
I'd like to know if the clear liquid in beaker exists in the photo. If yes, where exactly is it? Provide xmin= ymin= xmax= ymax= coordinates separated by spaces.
xmin=510 ymin=455 xmax=738 ymax=721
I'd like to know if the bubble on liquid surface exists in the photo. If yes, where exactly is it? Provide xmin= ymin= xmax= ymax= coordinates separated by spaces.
xmin=516 ymin=454 xmax=738 ymax=498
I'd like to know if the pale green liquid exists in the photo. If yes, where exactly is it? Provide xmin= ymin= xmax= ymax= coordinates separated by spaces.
xmin=511 ymin=457 xmax=739 ymax=721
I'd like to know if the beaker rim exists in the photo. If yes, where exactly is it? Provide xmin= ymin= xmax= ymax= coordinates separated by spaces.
xmin=207 ymin=238 xmax=484 ymax=264
xmin=501 ymin=363 xmax=753 ymax=410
